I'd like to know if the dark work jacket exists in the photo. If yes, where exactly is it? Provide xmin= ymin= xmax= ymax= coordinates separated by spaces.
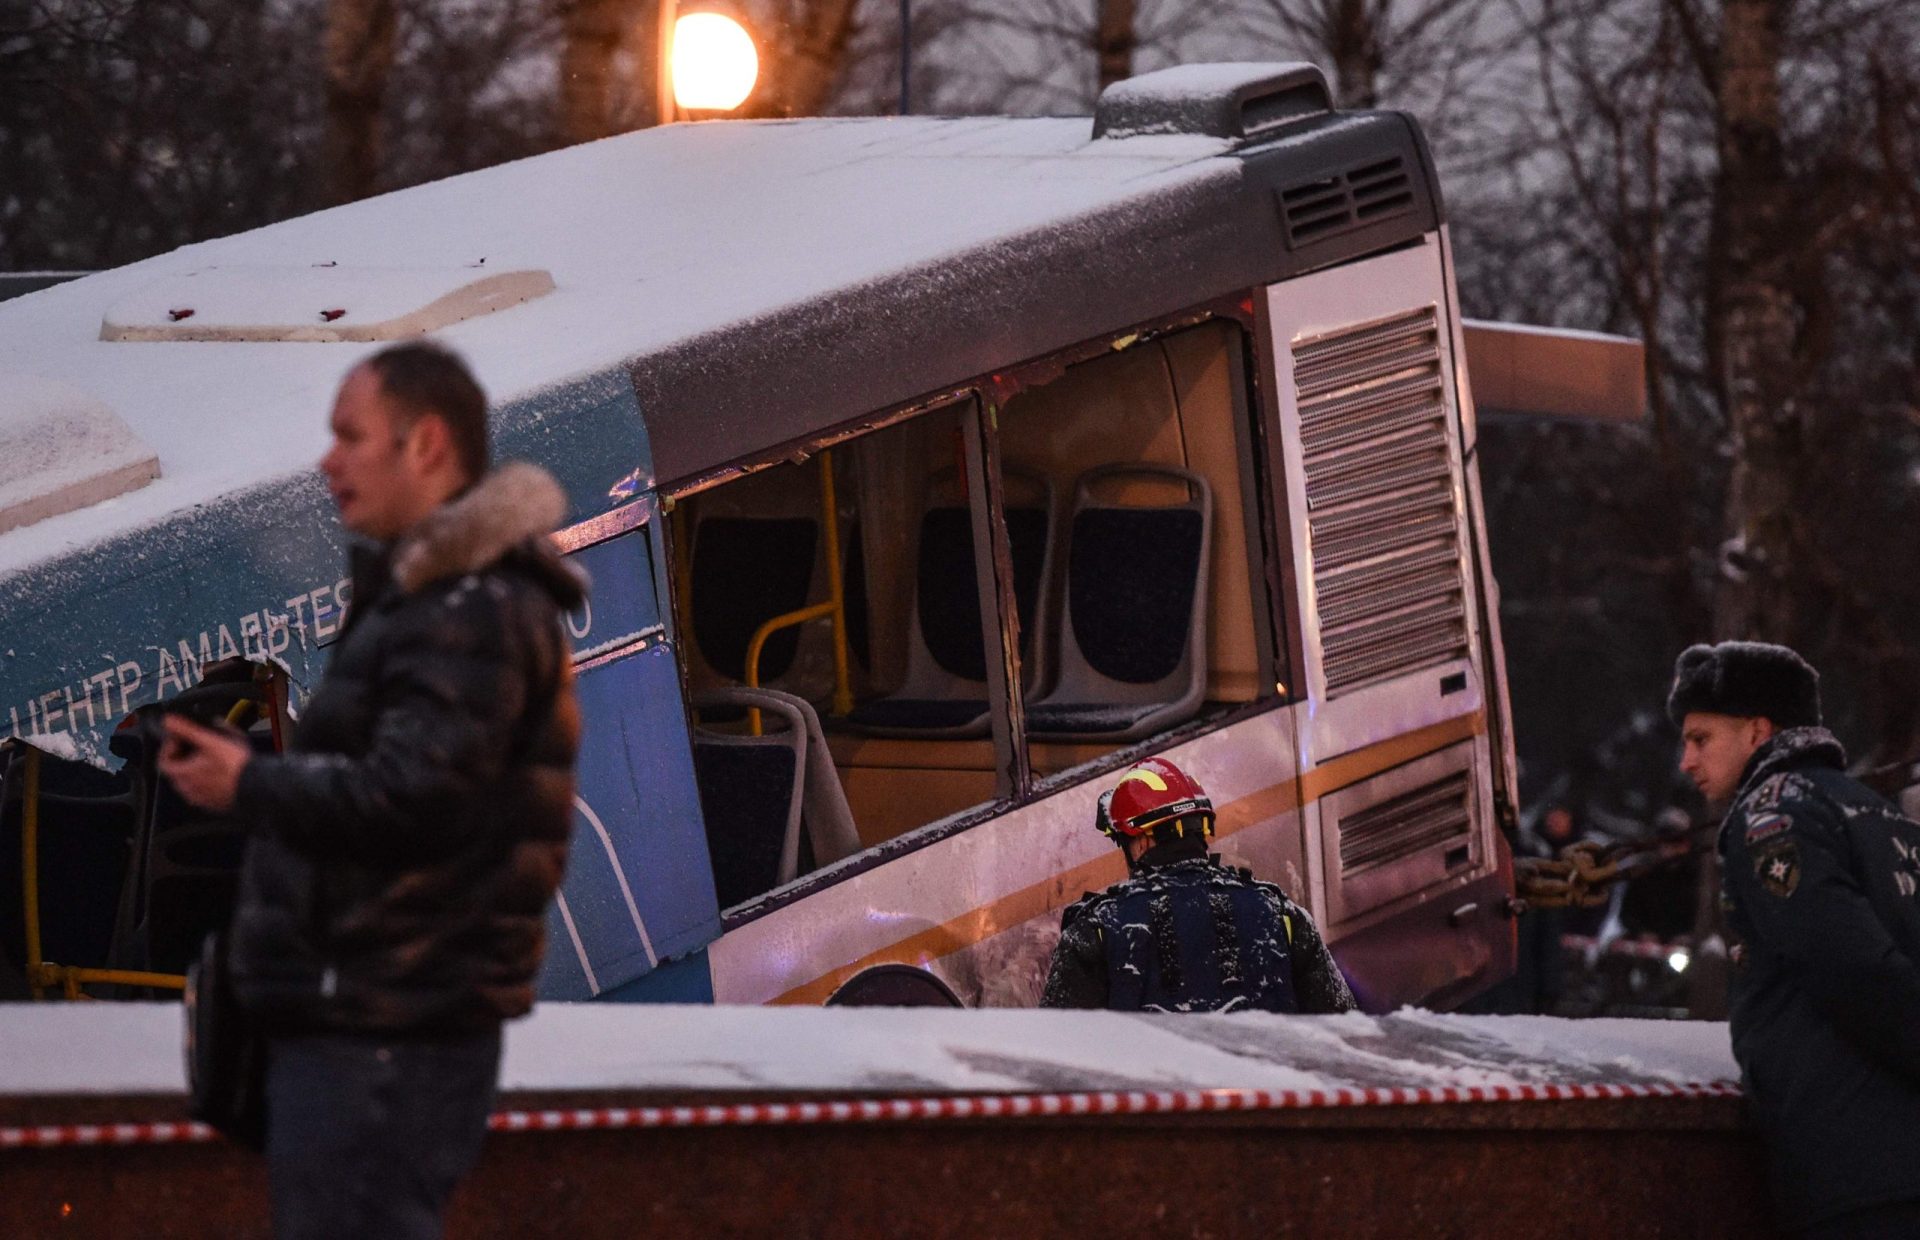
xmin=230 ymin=463 xmax=585 ymax=1037
xmin=1718 ymin=727 xmax=1920 ymax=1227
xmin=1041 ymin=855 xmax=1356 ymax=1013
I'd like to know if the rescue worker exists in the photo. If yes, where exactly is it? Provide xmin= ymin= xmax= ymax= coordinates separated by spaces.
xmin=1670 ymin=641 xmax=1920 ymax=1237
xmin=1041 ymin=757 xmax=1355 ymax=1013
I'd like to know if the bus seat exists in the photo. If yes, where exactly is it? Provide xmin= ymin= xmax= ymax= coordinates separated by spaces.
xmin=110 ymin=671 xmax=275 ymax=979
xmin=847 ymin=468 xmax=1054 ymax=739
xmin=1024 ymin=464 xmax=1212 ymax=742
xmin=691 ymin=687 xmax=859 ymax=909
xmin=0 ymin=740 xmax=136 ymax=986
xmin=689 ymin=516 xmax=820 ymax=683
xmin=132 ymin=779 xmax=252 ymax=977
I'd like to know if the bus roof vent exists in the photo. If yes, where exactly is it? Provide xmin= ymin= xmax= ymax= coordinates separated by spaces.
xmin=1277 ymin=156 xmax=1417 ymax=250
xmin=0 ymin=373 xmax=159 ymax=535
xmin=101 ymin=265 xmax=555 ymax=342
xmin=1092 ymin=62 xmax=1331 ymax=143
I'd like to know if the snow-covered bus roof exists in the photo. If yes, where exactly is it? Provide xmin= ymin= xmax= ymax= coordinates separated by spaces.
xmin=0 ymin=64 xmax=1438 ymax=586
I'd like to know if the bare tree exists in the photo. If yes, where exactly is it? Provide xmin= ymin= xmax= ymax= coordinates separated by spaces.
xmin=324 ymin=0 xmax=399 ymax=204
xmin=1240 ymin=0 xmax=1507 ymax=110
xmin=732 ymin=0 xmax=863 ymax=117
xmin=556 ymin=0 xmax=671 ymax=142
xmin=1097 ymin=0 xmax=1136 ymax=90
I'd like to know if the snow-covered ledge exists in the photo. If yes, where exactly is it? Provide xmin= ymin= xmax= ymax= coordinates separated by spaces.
xmin=3 ymin=1004 xmax=1736 ymax=1099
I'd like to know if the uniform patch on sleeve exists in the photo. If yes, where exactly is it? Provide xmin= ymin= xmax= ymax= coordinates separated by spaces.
xmin=1754 ymin=840 xmax=1801 ymax=898
xmin=1892 ymin=837 xmax=1920 ymax=900
xmin=1746 ymin=772 xmax=1812 ymax=813
xmin=1744 ymin=812 xmax=1792 ymax=844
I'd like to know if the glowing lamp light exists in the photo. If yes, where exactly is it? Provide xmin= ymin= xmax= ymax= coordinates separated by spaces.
xmin=1667 ymin=949 xmax=1691 ymax=973
xmin=671 ymin=13 xmax=759 ymax=112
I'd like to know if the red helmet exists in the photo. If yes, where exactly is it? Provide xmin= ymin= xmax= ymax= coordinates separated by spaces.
xmin=1098 ymin=757 xmax=1214 ymax=840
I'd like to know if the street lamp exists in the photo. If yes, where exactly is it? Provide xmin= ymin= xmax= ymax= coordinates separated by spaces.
xmin=656 ymin=4 xmax=760 ymax=120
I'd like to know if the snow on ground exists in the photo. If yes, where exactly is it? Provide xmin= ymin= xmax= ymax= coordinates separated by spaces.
xmin=2 ymin=1003 xmax=1736 ymax=1098
xmin=0 ymin=115 xmax=1230 ymax=575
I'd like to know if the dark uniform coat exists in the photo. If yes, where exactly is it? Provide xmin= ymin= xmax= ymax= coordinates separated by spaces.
xmin=1040 ymin=854 xmax=1355 ymax=1013
xmin=1718 ymin=726 xmax=1920 ymax=1228
xmin=230 ymin=463 xmax=585 ymax=1037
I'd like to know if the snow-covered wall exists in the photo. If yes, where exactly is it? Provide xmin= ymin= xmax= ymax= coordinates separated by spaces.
xmin=3 ymin=1003 xmax=1736 ymax=1098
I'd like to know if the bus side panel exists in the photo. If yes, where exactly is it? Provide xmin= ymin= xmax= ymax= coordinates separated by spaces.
xmin=705 ymin=710 xmax=1305 ymax=1008
xmin=540 ymin=641 xmax=720 ymax=999
xmin=0 ymin=368 xmax=654 ymax=763
xmin=0 ymin=476 xmax=345 ymax=763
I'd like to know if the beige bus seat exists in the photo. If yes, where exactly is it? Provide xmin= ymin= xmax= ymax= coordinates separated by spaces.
xmin=846 ymin=467 xmax=1055 ymax=738
xmin=1025 ymin=464 xmax=1213 ymax=742
xmin=691 ymin=687 xmax=859 ymax=909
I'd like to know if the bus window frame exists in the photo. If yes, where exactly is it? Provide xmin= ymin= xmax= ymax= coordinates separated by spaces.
xmin=986 ymin=306 xmax=1296 ymax=802
xmin=1250 ymin=292 xmax=1312 ymax=701
xmin=674 ymin=294 xmax=1306 ymax=931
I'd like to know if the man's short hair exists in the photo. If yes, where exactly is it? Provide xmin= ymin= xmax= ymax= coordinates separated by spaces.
xmin=363 ymin=342 xmax=490 ymax=484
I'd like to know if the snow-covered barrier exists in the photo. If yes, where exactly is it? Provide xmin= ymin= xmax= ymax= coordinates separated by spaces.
xmin=0 ymin=1005 xmax=1768 ymax=1238
xmin=2 ymin=1002 xmax=1739 ymax=1100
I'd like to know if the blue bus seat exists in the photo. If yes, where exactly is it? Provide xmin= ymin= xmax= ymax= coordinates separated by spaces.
xmin=0 ymin=739 xmax=136 ymax=991
xmin=691 ymin=687 xmax=858 ymax=909
xmin=689 ymin=516 xmax=820 ymax=684
xmin=1025 ymin=464 xmax=1213 ymax=742
xmin=847 ymin=467 xmax=1054 ymax=739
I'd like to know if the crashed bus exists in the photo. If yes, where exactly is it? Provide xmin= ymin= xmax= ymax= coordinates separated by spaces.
xmin=0 ymin=63 xmax=1633 ymax=1012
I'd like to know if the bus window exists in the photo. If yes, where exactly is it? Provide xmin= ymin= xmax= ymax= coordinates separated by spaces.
xmin=997 ymin=319 xmax=1279 ymax=780
xmin=670 ymin=399 xmax=1012 ymax=909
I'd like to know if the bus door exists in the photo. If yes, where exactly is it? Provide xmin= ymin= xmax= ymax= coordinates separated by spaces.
xmin=539 ymin=504 xmax=722 ymax=1001
xmin=1263 ymin=237 xmax=1505 ymax=1005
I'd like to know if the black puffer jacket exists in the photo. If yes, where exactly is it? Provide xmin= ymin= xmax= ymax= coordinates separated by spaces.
xmin=230 ymin=463 xmax=585 ymax=1036
xmin=1719 ymin=726 xmax=1920 ymax=1227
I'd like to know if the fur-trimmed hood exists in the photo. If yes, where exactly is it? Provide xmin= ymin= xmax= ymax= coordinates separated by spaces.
xmin=1734 ymin=725 xmax=1847 ymax=807
xmin=389 ymin=461 xmax=586 ymax=607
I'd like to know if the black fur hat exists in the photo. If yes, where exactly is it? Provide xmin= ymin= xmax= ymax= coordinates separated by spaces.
xmin=1666 ymin=641 xmax=1821 ymax=729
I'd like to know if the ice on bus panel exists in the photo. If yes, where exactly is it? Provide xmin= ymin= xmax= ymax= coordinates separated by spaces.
xmin=0 ymin=60 xmax=1530 ymax=1014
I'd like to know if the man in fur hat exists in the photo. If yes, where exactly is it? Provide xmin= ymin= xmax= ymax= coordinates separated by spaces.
xmin=160 ymin=343 xmax=585 ymax=1240
xmin=1670 ymin=641 xmax=1920 ymax=1237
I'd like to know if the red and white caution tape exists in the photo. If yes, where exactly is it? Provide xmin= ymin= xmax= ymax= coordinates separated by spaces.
xmin=0 ymin=1120 xmax=217 ymax=1150
xmin=0 ymin=1079 xmax=1741 ymax=1150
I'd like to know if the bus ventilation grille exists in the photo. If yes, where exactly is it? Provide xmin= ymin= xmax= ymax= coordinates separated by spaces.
xmin=1294 ymin=306 xmax=1470 ymax=697
xmin=1338 ymin=771 xmax=1473 ymax=876
xmin=1276 ymin=157 xmax=1416 ymax=250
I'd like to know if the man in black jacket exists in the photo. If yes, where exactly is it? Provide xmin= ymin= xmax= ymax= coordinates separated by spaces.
xmin=1040 ymin=757 xmax=1354 ymax=1014
xmin=1670 ymin=641 xmax=1920 ymax=1238
xmin=161 ymin=343 xmax=584 ymax=1240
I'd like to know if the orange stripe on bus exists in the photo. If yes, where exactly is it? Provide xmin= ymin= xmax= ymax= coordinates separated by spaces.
xmin=769 ymin=712 xmax=1486 ymax=1005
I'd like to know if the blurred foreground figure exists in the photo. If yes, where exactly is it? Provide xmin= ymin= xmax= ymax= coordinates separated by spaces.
xmin=1041 ymin=757 xmax=1354 ymax=1014
xmin=160 ymin=344 xmax=585 ymax=1240
xmin=1671 ymin=641 xmax=1920 ymax=1238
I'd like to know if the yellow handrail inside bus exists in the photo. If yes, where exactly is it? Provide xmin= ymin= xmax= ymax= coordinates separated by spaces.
xmin=740 ymin=451 xmax=854 ymax=734
xmin=20 ymin=743 xmax=190 ymax=999
xmin=22 ymin=746 xmax=42 ymax=999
